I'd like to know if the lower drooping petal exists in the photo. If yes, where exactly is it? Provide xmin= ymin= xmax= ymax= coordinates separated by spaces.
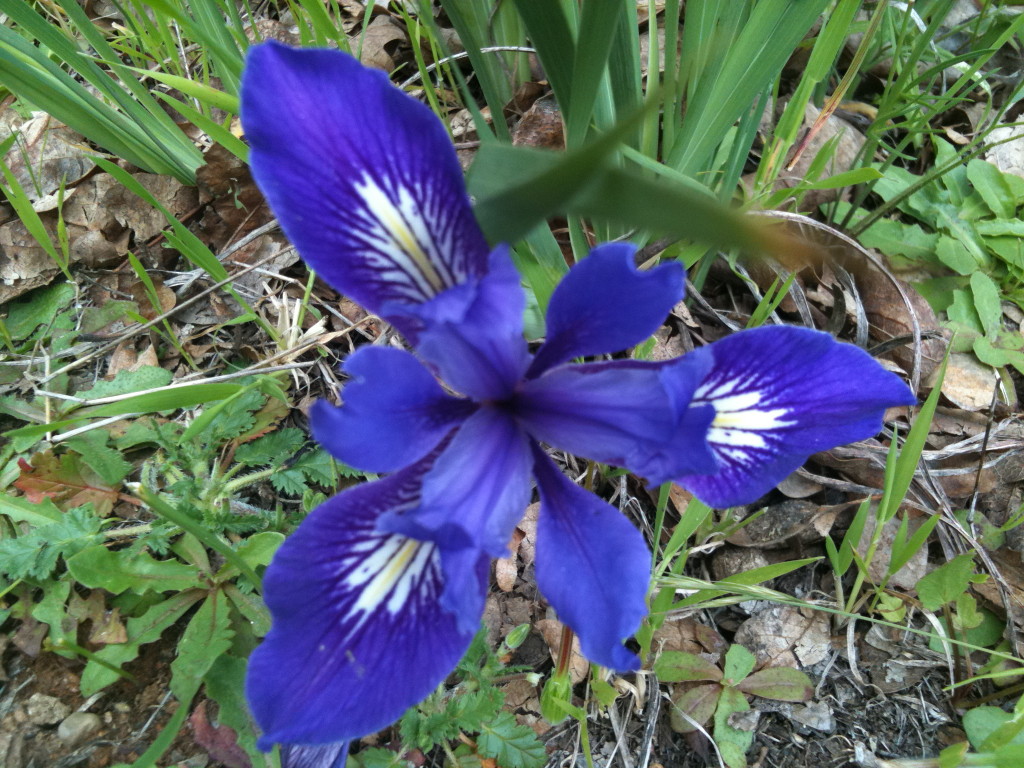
xmin=515 ymin=361 xmax=715 ymax=483
xmin=241 ymin=43 xmax=490 ymax=323
xmin=397 ymin=249 xmax=530 ymax=399
xmin=674 ymin=326 xmax=917 ymax=508
xmin=528 ymin=243 xmax=684 ymax=377
xmin=310 ymin=346 xmax=475 ymax=473
xmin=247 ymin=458 xmax=487 ymax=747
xmin=531 ymin=446 xmax=651 ymax=671
xmin=280 ymin=742 xmax=349 ymax=768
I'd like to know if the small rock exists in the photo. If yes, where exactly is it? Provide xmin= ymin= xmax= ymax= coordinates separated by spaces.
xmin=57 ymin=712 xmax=101 ymax=747
xmin=25 ymin=693 xmax=70 ymax=725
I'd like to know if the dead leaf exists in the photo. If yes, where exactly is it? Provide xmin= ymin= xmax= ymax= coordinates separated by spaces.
xmin=495 ymin=528 xmax=524 ymax=592
xmin=734 ymin=603 xmax=831 ymax=668
xmin=189 ymin=700 xmax=251 ymax=768
xmin=939 ymin=352 xmax=999 ymax=411
xmin=357 ymin=15 xmax=407 ymax=72
xmin=13 ymin=452 xmax=119 ymax=515
xmin=856 ymin=514 xmax=929 ymax=591
xmin=512 ymin=97 xmax=564 ymax=150
xmin=4 ymin=114 xmax=96 ymax=205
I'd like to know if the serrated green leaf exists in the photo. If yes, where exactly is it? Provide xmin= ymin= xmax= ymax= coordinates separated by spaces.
xmin=269 ymin=466 xmax=309 ymax=496
xmin=476 ymin=711 xmax=546 ymax=768
xmin=217 ymin=532 xmax=284 ymax=581
xmin=67 ymin=545 xmax=201 ymax=594
xmin=736 ymin=667 xmax=813 ymax=701
xmin=64 ymin=429 xmax=132 ymax=485
xmin=654 ymin=651 xmax=724 ymax=683
xmin=234 ymin=427 xmax=305 ymax=466
xmin=0 ymin=493 xmax=62 ymax=525
xmin=171 ymin=590 xmax=234 ymax=700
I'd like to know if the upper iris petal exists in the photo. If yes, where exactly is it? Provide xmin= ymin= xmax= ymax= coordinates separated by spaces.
xmin=241 ymin=42 xmax=490 ymax=332
xmin=528 ymin=242 xmax=685 ymax=377
xmin=398 ymin=248 xmax=530 ymax=399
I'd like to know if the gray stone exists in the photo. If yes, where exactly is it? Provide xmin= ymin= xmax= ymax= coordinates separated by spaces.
xmin=57 ymin=712 xmax=101 ymax=747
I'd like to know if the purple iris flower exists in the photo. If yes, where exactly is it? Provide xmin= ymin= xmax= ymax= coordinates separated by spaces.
xmin=239 ymin=41 xmax=915 ymax=754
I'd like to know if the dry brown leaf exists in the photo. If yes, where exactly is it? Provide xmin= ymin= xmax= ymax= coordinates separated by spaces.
xmin=512 ymin=97 xmax=564 ymax=150
xmin=495 ymin=528 xmax=525 ymax=592
xmin=939 ymin=352 xmax=999 ymax=411
xmin=3 ymin=114 xmax=96 ymax=206
xmin=357 ymin=15 xmax=407 ymax=72
xmin=856 ymin=514 xmax=929 ymax=590
xmin=733 ymin=603 xmax=831 ymax=669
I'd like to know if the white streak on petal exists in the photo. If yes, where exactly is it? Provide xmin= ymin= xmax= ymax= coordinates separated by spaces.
xmin=351 ymin=175 xmax=464 ymax=298
xmin=708 ymin=427 xmax=767 ymax=449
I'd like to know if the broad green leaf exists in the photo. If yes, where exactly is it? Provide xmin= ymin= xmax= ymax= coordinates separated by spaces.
xmin=0 ymin=493 xmax=62 ymax=525
xmin=4 ymin=282 xmax=75 ymax=340
xmin=67 ymin=545 xmax=201 ymax=594
xmin=171 ymin=590 xmax=234 ymax=700
xmin=722 ymin=644 xmax=756 ymax=684
xmin=81 ymin=589 xmax=204 ymax=695
xmin=967 ymin=159 xmax=1016 ymax=219
xmin=203 ymin=654 xmax=271 ymax=766
xmin=916 ymin=553 xmax=978 ymax=611
xmin=969 ymin=272 xmax=1004 ymax=338
xmin=963 ymin=707 xmax=1024 ymax=751
xmin=713 ymin=685 xmax=754 ymax=768
xmin=217 ymin=532 xmax=285 ymax=581
xmin=736 ymin=667 xmax=813 ymax=702
xmin=670 ymin=683 xmax=721 ymax=733
xmin=654 ymin=651 xmax=724 ymax=683
xmin=223 ymin=583 xmax=271 ymax=637
xmin=936 ymin=236 xmax=980 ymax=275
xmin=76 ymin=366 xmax=174 ymax=401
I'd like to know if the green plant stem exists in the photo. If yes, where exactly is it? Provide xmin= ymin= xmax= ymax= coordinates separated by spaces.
xmin=138 ymin=487 xmax=262 ymax=589
xmin=221 ymin=465 xmax=280 ymax=496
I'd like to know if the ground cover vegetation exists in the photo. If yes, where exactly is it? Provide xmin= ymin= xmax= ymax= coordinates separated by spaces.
xmin=1 ymin=1 xmax=1024 ymax=767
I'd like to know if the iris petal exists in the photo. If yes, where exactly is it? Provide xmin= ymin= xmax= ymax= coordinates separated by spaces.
xmin=515 ymin=360 xmax=715 ymax=482
xmin=247 ymin=458 xmax=485 ymax=747
xmin=531 ymin=447 xmax=650 ymax=671
xmin=310 ymin=347 xmax=475 ymax=473
xmin=241 ymin=42 xmax=489 ymax=326
xmin=399 ymin=249 xmax=530 ymax=399
xmin=675 ymin=326 xmax=917 ymax=507
xmin=528 ymin=243 xmax=684 ymax=376
xmin=280 ymin=742 xmax=349 ymax=768
xmin=378 ymin=406 xmax=532 ymax=559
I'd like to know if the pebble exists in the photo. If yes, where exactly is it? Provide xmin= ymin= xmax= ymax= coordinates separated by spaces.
xmin=25 ymin=693 xmax=70 ymax=725
xmin=57 ymin=712 xmax=102 ymax=747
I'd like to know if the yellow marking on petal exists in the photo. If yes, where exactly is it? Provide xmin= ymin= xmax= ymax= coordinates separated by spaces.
xmin=355 ymin=537 xmax=422 ymax=613
xmin=354 ymin=176 xmax=445 ymax=292
xmin=712 ymin=407 xmax=793 ymax=431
